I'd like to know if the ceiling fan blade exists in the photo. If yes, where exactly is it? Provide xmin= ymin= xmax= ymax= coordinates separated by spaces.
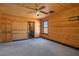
xmin=49 ymin=10 xmax=54 ymax=13
xmin=39 ymin=6 xmax=45 ymax=10
xmin=40 ymin=11 xmax=48 ymax=14
xmin=25 ymin=6 xmax=36 ymax=10
xmin=35 ymin=3 xmax=40 ymax=10
xmin=35 ymin=3 xmax=39 ymax=7
xmin=35 ymin=3 xmax=45 ymax=10
xmin=40 ymin=10 xmax=54 ymax=14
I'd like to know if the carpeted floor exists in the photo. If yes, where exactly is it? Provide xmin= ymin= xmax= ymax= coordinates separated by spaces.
xmin=0 ymin=38 xmax=79 ymax=56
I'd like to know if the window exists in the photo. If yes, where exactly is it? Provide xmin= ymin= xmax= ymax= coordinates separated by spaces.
xmin=43 ymin=20 xmax=48 ymax=34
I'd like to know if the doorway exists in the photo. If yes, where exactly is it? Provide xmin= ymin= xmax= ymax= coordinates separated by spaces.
xmin=28 ymin=21 xmax=35 ymax=38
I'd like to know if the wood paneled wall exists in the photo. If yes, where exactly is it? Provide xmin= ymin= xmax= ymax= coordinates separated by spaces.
xmin=12 ymin=22 xmax=28 ymax=40
xmin=40 ymin=7 xmax=79 ymax=48
xmin=0 ymin=13 xmax=40 ymax=42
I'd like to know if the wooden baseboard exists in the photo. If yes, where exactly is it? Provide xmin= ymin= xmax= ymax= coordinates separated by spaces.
xmin=12 ymin=39 xmax=28 ymax=42
xmin=42 ymin=37 xmax=79 ymax=50
xmin=12 ymin=37 xmax=40 ymax=42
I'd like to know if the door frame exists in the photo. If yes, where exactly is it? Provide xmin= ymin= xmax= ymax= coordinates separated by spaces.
xmin=28 ymin=21 xmax=35 ymax=38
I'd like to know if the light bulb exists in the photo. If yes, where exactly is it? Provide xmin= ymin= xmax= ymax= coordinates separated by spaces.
xmin=36 ymin=12 xmax=40 ymax=16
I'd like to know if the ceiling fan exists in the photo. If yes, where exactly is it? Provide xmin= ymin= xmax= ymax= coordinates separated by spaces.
xmin=24 ymin=3 xmax=54 ymax=16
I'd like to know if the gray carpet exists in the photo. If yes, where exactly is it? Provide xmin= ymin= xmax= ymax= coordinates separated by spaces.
xmin=0 ymin=38 xmax=79 ymax=56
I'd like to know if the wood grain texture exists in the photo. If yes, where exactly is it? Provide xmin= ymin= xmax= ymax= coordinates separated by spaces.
xmin=40 ymin=7 xmax=79 ymax=48
xmin=0 ymin=13 xmax=40 ymax=42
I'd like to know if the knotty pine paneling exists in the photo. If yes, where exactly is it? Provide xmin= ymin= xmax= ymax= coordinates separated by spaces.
xmin=12 ymin=22 xmax=28 ymax=40
xmin=40 ymin=7 xmax=79 ymax=48
xmin=0 ymin=12 xmax=40 ymax=42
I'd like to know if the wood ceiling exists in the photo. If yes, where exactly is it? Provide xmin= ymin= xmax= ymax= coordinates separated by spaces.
xmin=0 ymin=3 xmax=79 ymax=19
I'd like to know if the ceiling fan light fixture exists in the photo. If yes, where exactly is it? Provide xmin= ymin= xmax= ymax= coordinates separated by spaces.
xmin=36 ymin=11 xmax=40 ymax=16
xmin=37 ymin=14 xmax=39 ymax=16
